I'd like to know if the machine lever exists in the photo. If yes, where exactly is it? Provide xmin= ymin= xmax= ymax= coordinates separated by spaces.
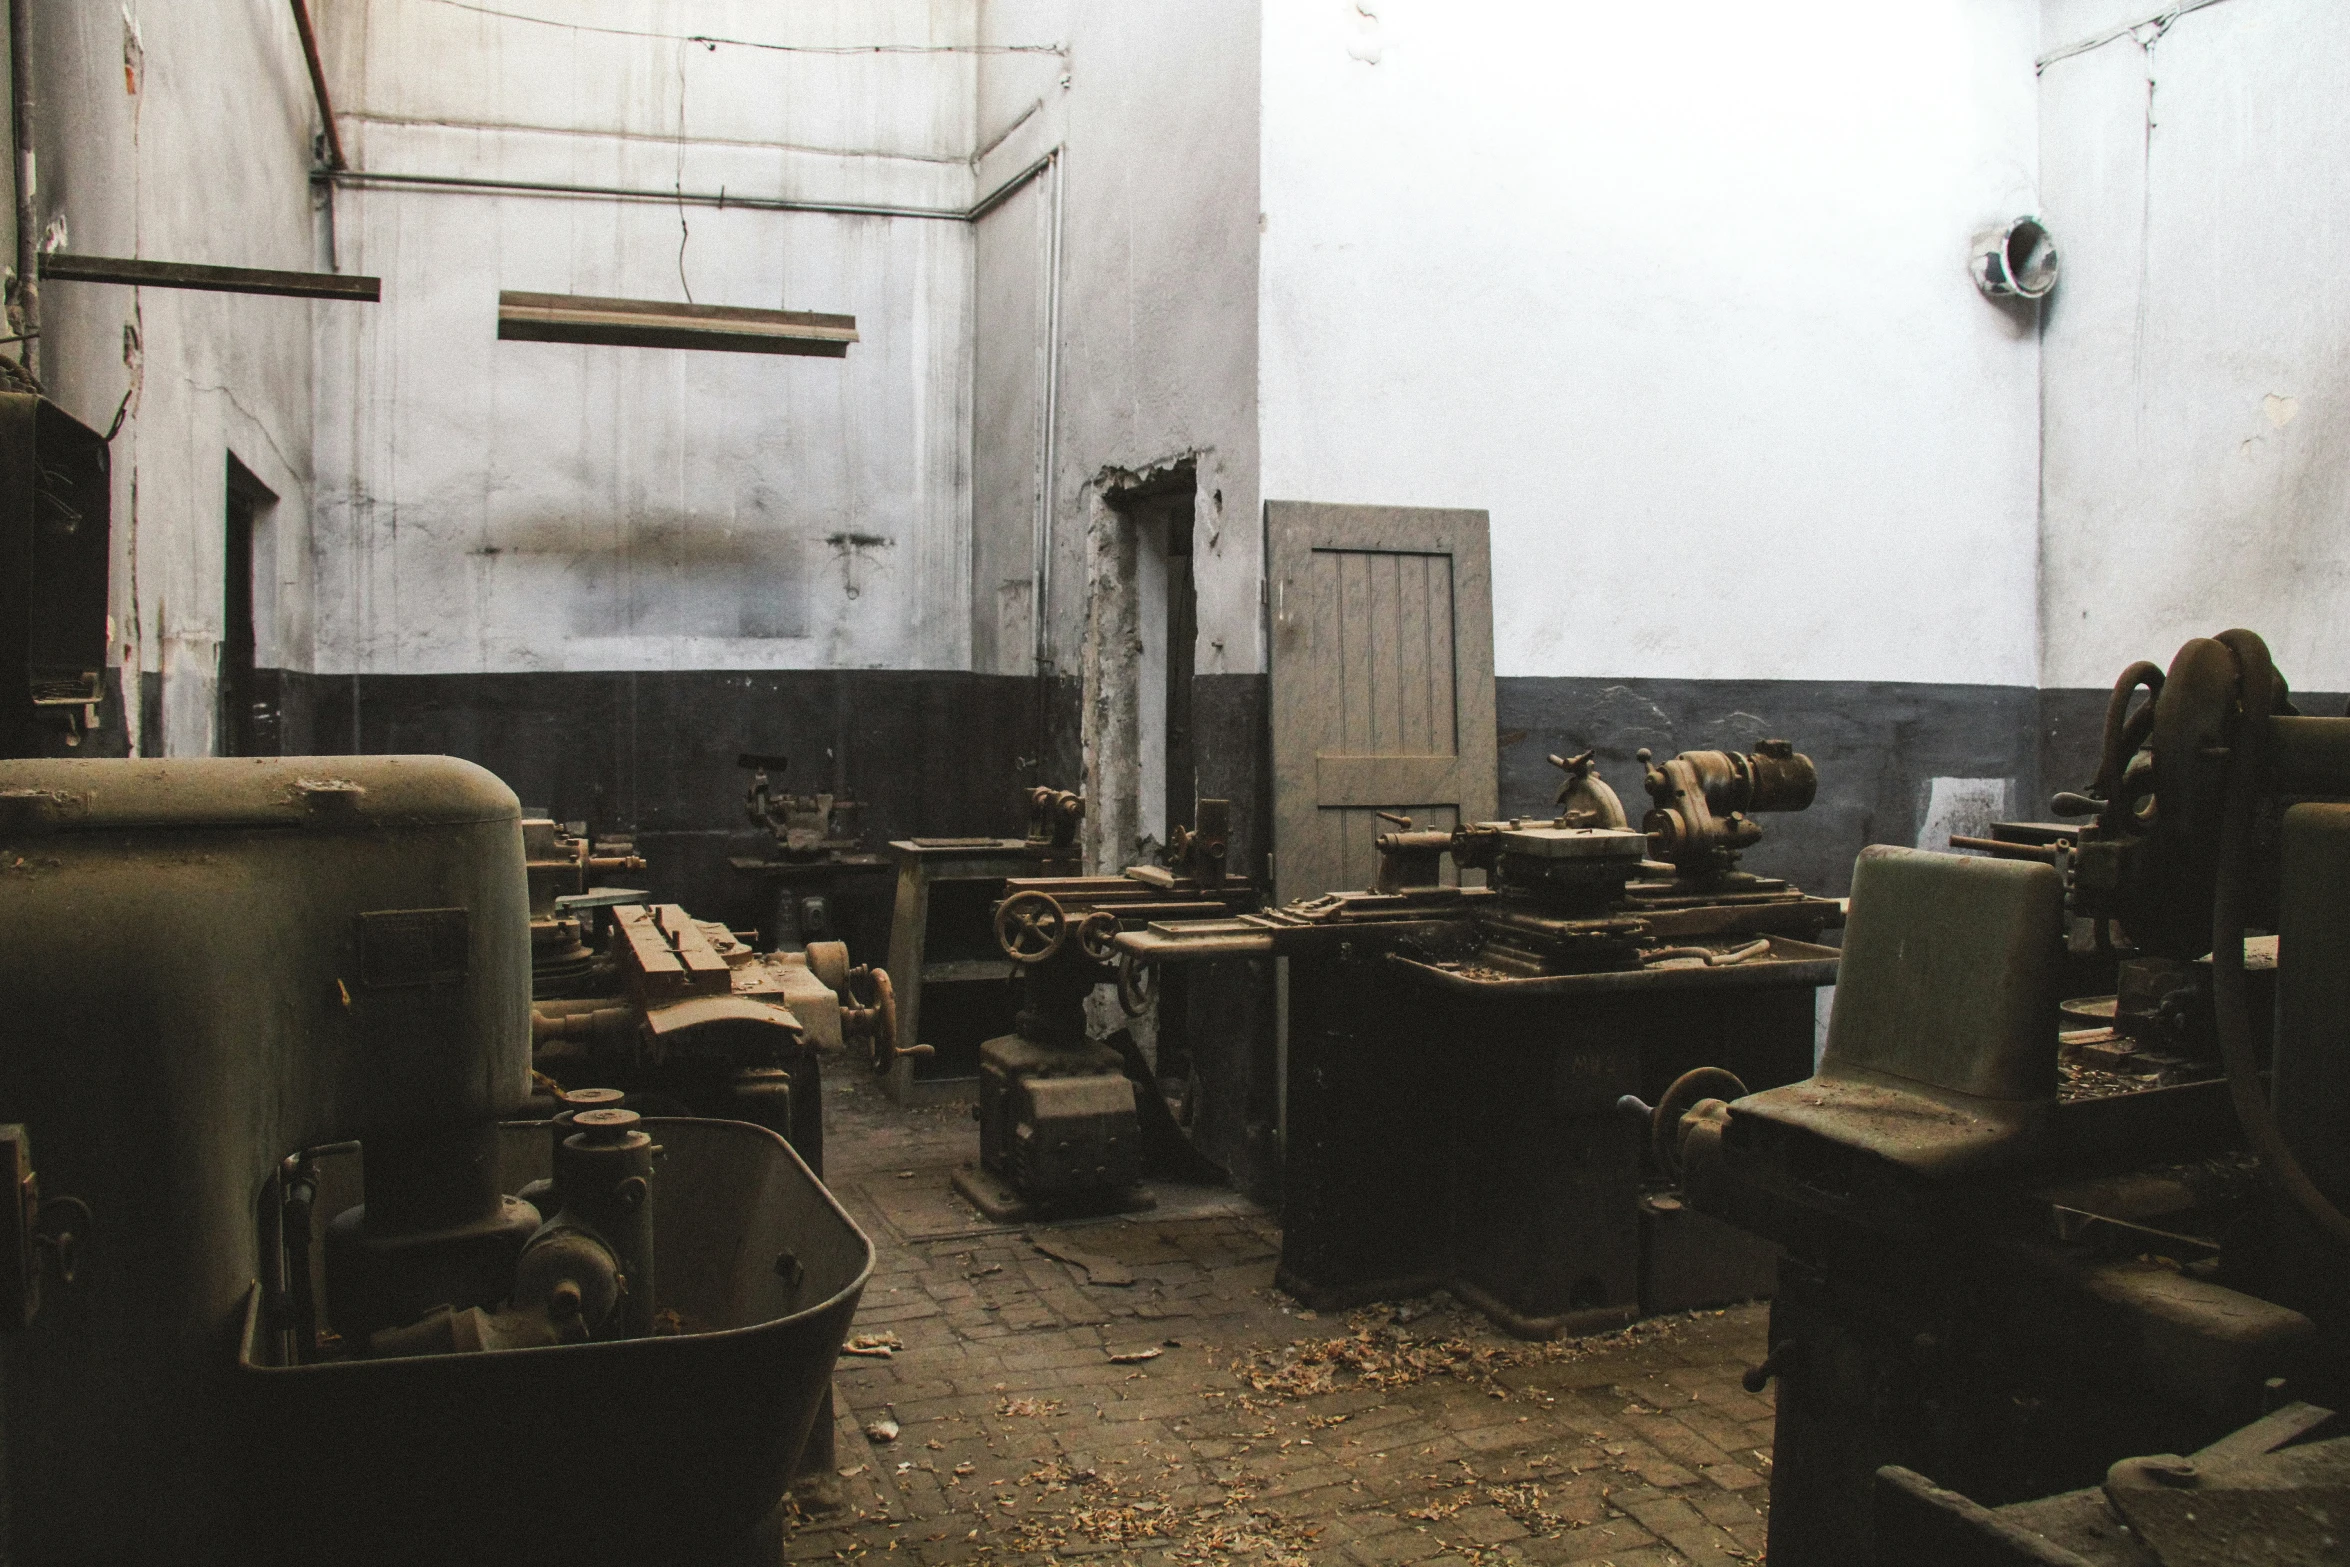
xmin=34 ymin=1195 xmax=91 ymax=1287
xmin=1743 ymin=1339 xmax=1801 ymax=1394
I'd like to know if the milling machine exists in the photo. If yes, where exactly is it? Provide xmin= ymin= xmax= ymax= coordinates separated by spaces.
xmin=952 ymin=796 xmax=1259 ymax=1218
xmin=1117 ymin=743 xmax=1845 ymax=1335
xmin=1643 ymin=630 xmax=2350 ymax=1565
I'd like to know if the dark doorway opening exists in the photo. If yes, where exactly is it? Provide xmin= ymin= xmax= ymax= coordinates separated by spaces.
xmin=1105 ymin=463 xmax=1198 ymax=852
xmin=1104 ymin=463 xmax=1202 ymax=1131
xmin=1163 ymin=505 xmax=1196 ymax=851
xmin=218 ymin=456 xmax=278 ymax=755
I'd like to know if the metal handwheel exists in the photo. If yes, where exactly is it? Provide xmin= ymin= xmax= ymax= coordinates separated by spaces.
xmin=995 ymin=889 xmax=1069 ymax=965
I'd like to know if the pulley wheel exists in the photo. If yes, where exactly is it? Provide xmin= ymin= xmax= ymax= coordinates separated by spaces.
xmin=805 ymin=939 xmax=852 ymax=995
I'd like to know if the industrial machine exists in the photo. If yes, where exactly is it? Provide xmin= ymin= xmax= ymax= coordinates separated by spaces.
xmin=525 ymin=813 xmax=648 ymax=997
xmin=1647 ymin=630 xmax=2350 ymax=1565
xmin=518 ymin=802 xmax=892 ymax=1173
xmin=953 ymin=794 xmax=1258 ymax=1218
xmin=0 ymin=756 xmax=872 ymax=1565
xmin=1118 ymin=744 xmax=1843 ymax=1335
xmin=1872 ymin=1397 xmax=2349 ymax=1565
xmin=729 ymin=751 xmax=889 ymax=954
xmin=529 ymin=899 xmax=900 ymax=1174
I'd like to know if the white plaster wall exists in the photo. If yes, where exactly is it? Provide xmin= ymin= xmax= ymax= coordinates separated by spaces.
xmin=967 ymin=168 xmax=1048 ymax=676
xmin=2038 ymin=0 xmax=2350 ymax=691
xmin=1260 ymin=0 xmax=2045 ymax=687
xmin=34 ymin=1 xmax=322 ymax=755
xmin=975 ymin=0 xmax=1262 ymax=675
xmin=311 ymin=0 xmax=977 ymax=673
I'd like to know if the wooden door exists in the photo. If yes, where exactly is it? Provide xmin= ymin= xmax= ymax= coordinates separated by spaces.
xmin=1266 ymin=502 xmax=1497 ymax=905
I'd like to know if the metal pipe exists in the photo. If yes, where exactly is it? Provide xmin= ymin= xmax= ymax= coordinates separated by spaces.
xmin=331 ymin=159 xmax=1055 ymax=225
xmin=287 ymin=0 xmax=345 ymax=172
xmin=282 ymin=1167 xmax=319 ymax=1363
xmin=10 ymin=0 xmax=36 ymax=381
xmin=1032 ymin=148 xmax=1065 ymax=682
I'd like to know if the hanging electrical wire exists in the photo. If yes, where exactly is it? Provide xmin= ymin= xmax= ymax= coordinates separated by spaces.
xmin=417 ymin=0 xmax=1064 ymax=57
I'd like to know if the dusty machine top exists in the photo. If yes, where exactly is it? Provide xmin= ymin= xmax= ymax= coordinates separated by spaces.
xmin=0 ymin=754 xmax=522 ymax=832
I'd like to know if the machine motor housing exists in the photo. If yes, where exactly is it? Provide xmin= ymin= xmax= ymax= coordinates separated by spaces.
xmin=976 ymin=1034 xmax=1144 ymax=1203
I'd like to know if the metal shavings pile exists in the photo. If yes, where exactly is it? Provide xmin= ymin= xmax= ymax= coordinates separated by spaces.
xmin=1434 ymin=962 xmax=1516 ymax=983
xmin=1234 ymin=1307 xmax=1687 ymax=1403
xmin=1408 ymin=1470 xmax=1579 ymax=1536
xmin=1006 ymin=1469 xmax=1321 ymax=1565
xmin=2059 ymin=1058 xmax=2165 ymax=1102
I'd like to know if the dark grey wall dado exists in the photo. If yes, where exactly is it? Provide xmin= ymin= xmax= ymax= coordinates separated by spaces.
xmin=267 ymin=668 xmax=1082 ymax=944
xmin=1191 ymin=673 xmax=1273 ymax=881
xmin=225 ymin=665 xmax=2339 ymax=952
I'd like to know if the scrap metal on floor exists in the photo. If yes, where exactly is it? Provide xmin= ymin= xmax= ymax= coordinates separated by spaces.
xmin=792 ymin=1076 xmax=1777 ymax=1566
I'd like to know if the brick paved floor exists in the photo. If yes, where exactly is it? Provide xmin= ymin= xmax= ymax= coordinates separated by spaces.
xmin=789 ymin=1076 xmax=1774 ymax=1565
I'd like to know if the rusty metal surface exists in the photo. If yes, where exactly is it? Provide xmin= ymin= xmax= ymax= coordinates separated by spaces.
xmin=1639 ymin=740 xmax=1818 ymax=876
xmin=1116 ymin=741 xmax=1840 ymax=987
xmin=1391 ymin=937 xmax=1838 ymax=996
xmin=1878 ymin=1403 xmax=2350 ymax=1567
xmin=239 ymin=1118 xmax=872 ymax=1566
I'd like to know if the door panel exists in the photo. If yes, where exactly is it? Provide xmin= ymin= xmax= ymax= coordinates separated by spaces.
xmin=1267 ymin=503 xmax=1497 ymax=906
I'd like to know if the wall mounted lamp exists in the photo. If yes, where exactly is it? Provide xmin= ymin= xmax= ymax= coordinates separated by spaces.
xmin=497 ymin=292 xmax=857 ymax=357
